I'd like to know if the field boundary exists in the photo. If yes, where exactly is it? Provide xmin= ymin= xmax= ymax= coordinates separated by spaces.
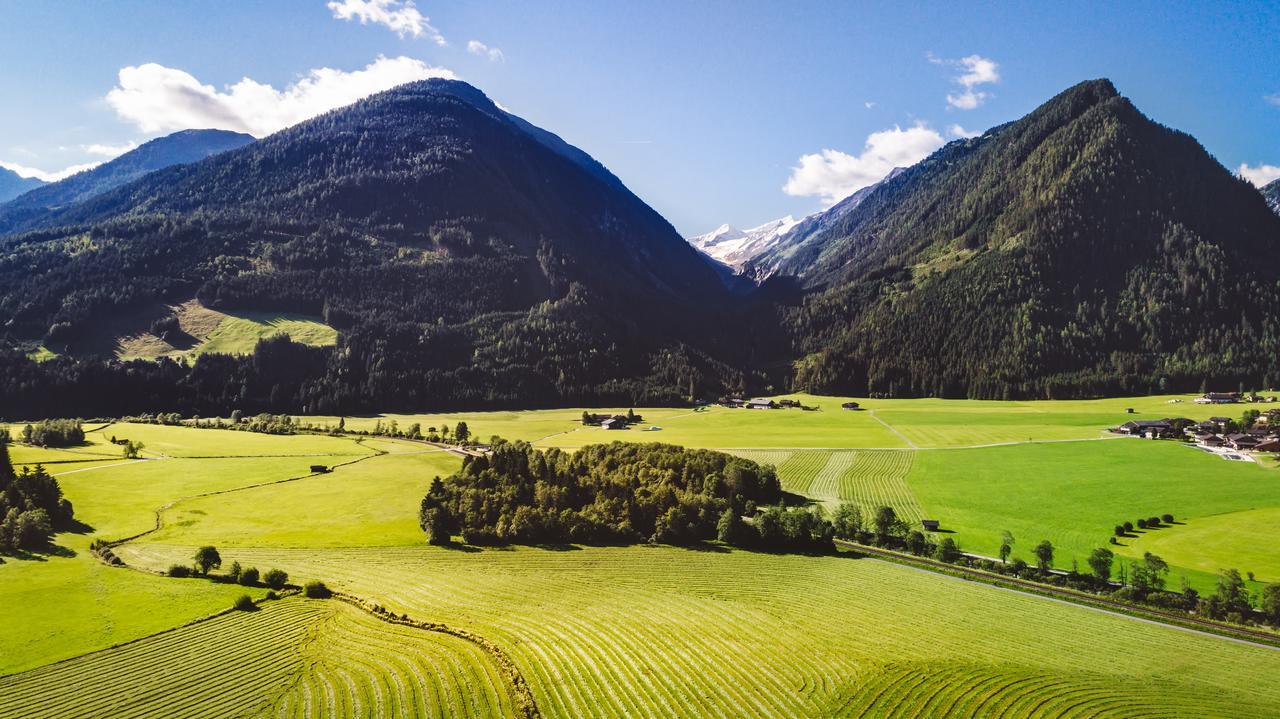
xmin=867 ymin=410 xmax=918 ymax=449
xmin=332 ymin=592 xmax=540 ymax=719
xmin=836 ymin=539 xmax=1280 ymax=650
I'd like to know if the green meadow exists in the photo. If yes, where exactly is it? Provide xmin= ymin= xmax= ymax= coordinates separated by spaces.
xmin=5 ymin=394 xmax=1280 ymax=716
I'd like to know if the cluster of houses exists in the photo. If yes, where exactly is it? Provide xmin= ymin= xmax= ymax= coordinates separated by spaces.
xmin=1116 ymin=412 xmax=1280 ymax=453
xmin=718 ymin=397 xmax=805 ymax=410
xmin=1190 ymin=391 xmax=1277 ymax=405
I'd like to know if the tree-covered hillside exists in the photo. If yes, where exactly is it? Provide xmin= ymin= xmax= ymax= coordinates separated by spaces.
xmin=0 ymin=80 xmax=746 ymax=417
xmin=783 ymin=80 xmax=1280 ymax=398
xmin=0 ymin=129 xmax=254 ymax=235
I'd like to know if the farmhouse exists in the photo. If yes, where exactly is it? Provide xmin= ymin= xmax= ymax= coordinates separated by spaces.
xmin=1199 ymin=434 xmax=1226 ymax=447
xmin=778 ymin=399 xmax=801 ymax=408
xmin=1224 ymin=433 xmax=1259 ymax=450
xmin=1194 ymin=392 xmax=1242 ymax=404
xmin=921 ymin=519 xmax=940 ymax=531
xmin=841 ymin=402 xmax=860 ymax=410
xmin=746 ymin=398 xmax=776 ymax=410
xmin=1118 ymin=420 xmax=1173 ymax=438
xmin=1254 ymin=438 xmax=1280 ymax=453
xmin=1208 ymin=417 xmax=1233 ymax=432
xmin=601 ymin=418 xmax=625 ymax=430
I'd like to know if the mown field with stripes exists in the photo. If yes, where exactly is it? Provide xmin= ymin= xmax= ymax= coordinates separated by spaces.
xmin=0 ymin=596 xmax=518 ymax=719
xmin=116 ymin=542 xmax=1280 ymax=719
xmin=733 ymin=449 xmax=923 ymax=526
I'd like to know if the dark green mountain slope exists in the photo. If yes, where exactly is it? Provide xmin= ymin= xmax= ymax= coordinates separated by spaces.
xmin=785 ymin=79 xmax=1280 ymax=398
xmin=0 ymin=129 xmax=253 ymax=234
xmin=0 ymin=80 xmax=739 ymax=417
xmin=0 ymin=167 xmax=43 ymax=204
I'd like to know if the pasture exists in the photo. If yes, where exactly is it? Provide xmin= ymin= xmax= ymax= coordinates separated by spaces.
xmin=6 ymin=395 xmax=1280 ymax=716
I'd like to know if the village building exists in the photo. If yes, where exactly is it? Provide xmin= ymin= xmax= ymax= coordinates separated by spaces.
xmin=1194 ymin=392 xmax=1242 ymax=404
xmin=841 ymin=401 xmax=860 ymax=410
xmin=745 ymin=398 xmax=775 ymax=410
xmin=1224 ymin=433 xmax=1259 ymax=450
xmin=1119 ymin=420 xmax=1173 ymax=438
xmin=921 ymin=519 xmax=940 ymax=531
xmin=601 ymin=418 xmax=624 ymax=430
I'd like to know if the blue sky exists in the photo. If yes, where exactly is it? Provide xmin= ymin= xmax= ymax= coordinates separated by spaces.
xmin=1 ymin=0 xmax=1277 ymax=235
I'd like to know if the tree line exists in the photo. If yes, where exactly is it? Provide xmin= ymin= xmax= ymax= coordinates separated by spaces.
xmin=0 ymin=434 xmax=77 ymax=551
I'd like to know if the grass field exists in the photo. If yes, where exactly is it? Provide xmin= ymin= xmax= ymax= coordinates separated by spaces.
xmin=116 ymin=543 xmax=1280 ymax=719
xmin=0 ymin=596 xmax=518 ymax=719
xmin=908 ymin=440 xmax=1280 ymax=585
xmin=7 ymin=397 xmax=1280 ymax=716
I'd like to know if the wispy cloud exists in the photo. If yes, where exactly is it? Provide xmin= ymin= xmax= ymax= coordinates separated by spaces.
xmin=328 ymin=0 xmax=445 ymax=44
xmin=0 ymin=159 xmax=101 ymax=182
xmin=783 ymin=123 xmax=944 ymax=205
xmin=1266 ymin=93 xmax=1280 ymax=108
xmin=105 ymin=56 xmax=455 ymax=137
xmin=467 ymin=40 xmax=505 ymax=62
xmin=948 ymin=124 xmax=981 ymax=139
xmin=931 ymin=53 xmax=999 ymax=110
xmin=82 ymin=141 xmax=139 ymax=158
xmin=1239 ymin=163 xmax=1280 ymax=187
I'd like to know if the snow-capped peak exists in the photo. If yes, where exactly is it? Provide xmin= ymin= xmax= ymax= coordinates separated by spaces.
xmin=687 ymin=215 xmax=802 ymax=268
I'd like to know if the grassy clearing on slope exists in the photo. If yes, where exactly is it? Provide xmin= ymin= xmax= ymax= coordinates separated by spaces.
xmin=115 ymin=300 xmax=337 ymax=361
xmin=117 ymin=543 xmax=1280 ymax=719
xmin=0 ymin=596 xmax=519 ymax=719
xmin=907 ymin=439 xmax=1280 ymax=587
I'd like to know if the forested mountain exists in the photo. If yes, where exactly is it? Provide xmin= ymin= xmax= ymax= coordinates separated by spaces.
xmin=1264 ymin=179 xmax=1280 ymax=215
xmin=783 ymin=79 xmax=1280 ymax=398
xmin=0 ymin=79 xmax=743 ymax=417
xmin=746 ymin=167 xmax=905 ymax=281
xmin=0 ymin=129 xmax=254 ymax=235
xmin=0 ymin=167 xmax=43 ymax=204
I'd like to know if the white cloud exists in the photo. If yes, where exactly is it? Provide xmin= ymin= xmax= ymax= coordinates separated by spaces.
xmin=83 ymin=141 xmax=139 ymax=158
xmin=467 ymin=40 xmax=505 ymax=62
xmin=327 ymin=0 xmax=444 ymax=44
xmin=864 ymin=101 xmax=876 ymax=109
xmin=105 ymin=56 xmax=456 ymax=137
xmin=783 ymin=123 xmax=945 ymax=205
xmin=1239 ymin=163 xmax=1280 ymax=187
xmin=931 ymin=53 xmax=999 ymax=110
xmin=1266 ymin=93 xmax=1280 ymax=108
xmin=948 ymin=124 xmax=981 ymax=139
xmin=0 ymin=160 xmax=101 ymax=182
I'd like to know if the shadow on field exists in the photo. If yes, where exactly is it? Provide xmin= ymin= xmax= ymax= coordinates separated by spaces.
xmin=439 ymin=542 xmax=484 ymax=553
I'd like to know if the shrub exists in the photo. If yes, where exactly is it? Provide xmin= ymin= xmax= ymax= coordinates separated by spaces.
xmin=232 ymin=594 xmax=255 ymax=611
xmin=263 ymin=569 xmax=288 ymax=590
xmin=167 ymin=564 xmax=192 ymax=578
xmin=1136 ymin=518 xmax=1148 ymax=529
xmin=227 ymin=561 xmax=242 ymax=582
xmin=304 ymin=580 xmax=331 ymax=599
xmin=1147 ymin=516 xmax=1161 ymax=527
xmin=1161 ymin=513 xmax=1174 ymax=524
xmin=1123 ymin=521 xmax=1133 ymax=532
xmin=1114 ymin=525 xmax=1125 ymax=537
xmin=193 ymin=546 xmax=221 ymax=575
xmin=265 ymin=590 xmax=279 ymax=601
xmin=238 ymin=567 xmax=260 ymax=586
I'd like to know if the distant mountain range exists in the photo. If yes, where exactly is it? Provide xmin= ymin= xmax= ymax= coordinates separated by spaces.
xmin=0 ymin=129 xmax=254 ymax=235
xmin=3 ymin=77 xmax=1280 ymax=415
xmin=0 ymin=167 xmax=44 ymax=204
xmin=688 ymin=216 xmax=799 ymax=269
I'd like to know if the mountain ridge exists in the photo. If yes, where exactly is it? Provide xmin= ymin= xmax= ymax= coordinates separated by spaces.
xmin=0 ymin=129 xmax=254 ymax=235
xmin=0 ymin=167 xmax=44 ymax=204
